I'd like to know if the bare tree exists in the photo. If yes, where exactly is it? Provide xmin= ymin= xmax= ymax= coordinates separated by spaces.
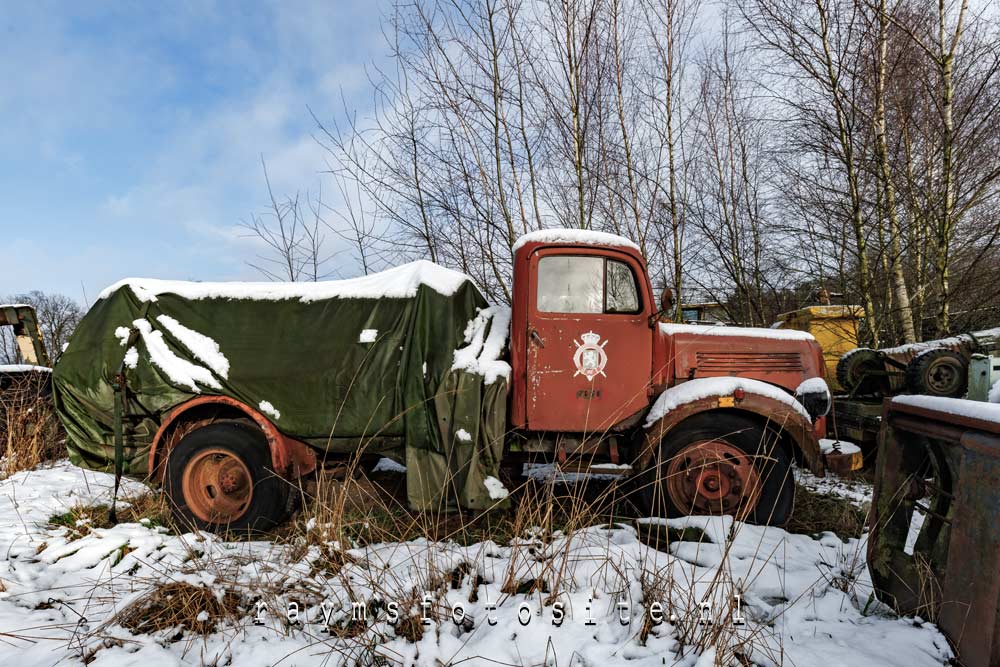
xmin=242 ymin=158 xmax=334 ymax=282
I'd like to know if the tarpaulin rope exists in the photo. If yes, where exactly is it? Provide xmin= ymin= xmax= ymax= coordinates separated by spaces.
xmin=109 ymin=303 xmax=149 ymax=525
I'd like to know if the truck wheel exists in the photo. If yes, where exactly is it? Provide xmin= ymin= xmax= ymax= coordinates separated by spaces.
xmin=905 ymin=349 xmax=967 ymax=397
xmin=836 ymin=348 xmax=888 ymax=395
xmin=636 ymin=413 xmax=794 ymax=526
xmin=165 ymin=423 xmax=289 ymax=534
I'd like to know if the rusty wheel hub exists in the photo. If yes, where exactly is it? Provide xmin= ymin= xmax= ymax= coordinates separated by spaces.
xmin=927 ymin=360 xmax=959 ymax=394
xmin=181 ymin=448 xmax=253 ymax=524
xmin=664 ymin=440 xmax=762 ymax=518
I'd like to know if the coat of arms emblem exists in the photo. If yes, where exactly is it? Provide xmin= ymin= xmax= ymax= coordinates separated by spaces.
xmin=573 ymin=331 xmax=608 ymax=381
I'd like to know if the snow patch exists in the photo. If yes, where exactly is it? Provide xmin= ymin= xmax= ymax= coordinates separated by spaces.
xmin=114 ymin=326 xmax=130 ymax=346
xmin=358 ymin=328 xmax=378 ymax=343
xmin=372 ymin=457 xmax=407 ymax=473
xmin=795 ymin=468 xmax=872 ymax=508
xmin=258 ymin=400 xmax=280 ymax=420
xmin=452 ymin=306 xmax=512 ymax=385
xmin=660 ymin=322 xmax=816 ymax=341
xmin=645 ymin=377 xmax=809 ymax=428
xmin=904 ymin=509 xmax=927 ymax=555
xmin=483 ymin=475 xmax=509 ymax=500
xmin=99 ymin=260 xmax=473 ymax=303
xmin=122 ymin=347 xmax=138 ymax=369
xmin=455 ymin=428 xmax=472 ymax=442
xmin=796 ymin=377 xmax=829 ymax=395
xmin=990 ymin=378 xmax=1000 ymax=403
xmin=132 ymin=319 xmax=221 ymax=393
xmin=156 ymin=314 xmax=230 ymax=378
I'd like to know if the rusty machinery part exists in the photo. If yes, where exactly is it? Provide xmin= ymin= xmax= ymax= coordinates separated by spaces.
xmin=836 ymin=347 xmax=891 ymax=396
xmin=0 ymin=305 xmax=50 ymax=367
xmin=869 ymin=400 xmax=1000 ymax=666
xmin=904 ymin=349 xmax=968 ymax=398
xmin=164 ymin=422 xmax=290 ymax=533
xmin=635 ymin=413 xmax=794 ymax=526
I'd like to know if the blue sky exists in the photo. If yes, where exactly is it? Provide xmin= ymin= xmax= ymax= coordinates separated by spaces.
xmin=1 ymin=1 xmax=388 ymax=303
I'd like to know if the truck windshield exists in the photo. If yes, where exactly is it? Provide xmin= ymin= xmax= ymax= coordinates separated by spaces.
xmin=536 ymin=256 xmax=639 ymax=314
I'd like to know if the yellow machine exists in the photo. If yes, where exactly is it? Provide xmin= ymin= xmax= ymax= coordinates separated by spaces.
xmin=773 ymin=305 xmax=864 ymax=391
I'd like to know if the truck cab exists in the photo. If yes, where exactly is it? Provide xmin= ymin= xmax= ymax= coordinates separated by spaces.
xmin=508 ymin=230 xmax=852 ymax=524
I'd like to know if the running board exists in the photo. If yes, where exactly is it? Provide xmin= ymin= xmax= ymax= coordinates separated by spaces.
xmin=557 ymin=462 xmax=634 ymax=477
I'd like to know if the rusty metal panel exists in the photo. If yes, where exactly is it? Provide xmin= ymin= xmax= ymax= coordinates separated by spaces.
xmin=670 ymin=332 xmax=824 ymax=388
xmin=694 ymin=350 xmax=804 ymax=373
xmin=869 ymin=400 xmax=1000 ymax=666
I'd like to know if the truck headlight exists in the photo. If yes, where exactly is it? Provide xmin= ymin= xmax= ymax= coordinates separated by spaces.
xmin=796 ymin=377 xmax=831 ymax=419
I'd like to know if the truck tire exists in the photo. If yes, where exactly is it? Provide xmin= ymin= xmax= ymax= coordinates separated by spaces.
xmin=635 ymin=413 xmax=794 ymax=526
xmin=836 ymin=348 xmax=888 ymax=395
xmin=905 ymin=349 xmax=968 ymax=397
xmin=165 ymin=423 xmax=289 ymax=534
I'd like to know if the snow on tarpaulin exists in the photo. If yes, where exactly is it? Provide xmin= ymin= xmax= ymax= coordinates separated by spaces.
xmin=451 ymin=305 xmax=511 ymax=385
xmin=512 ymin=228 xmax=641 ymax=253
xmin=645 ymin=376 xmax=810 ymax=428
xmin=156 ymin=313 xmax=230 ymax=378
xmin=660 ymin=322 xmax=817 ymax=342
xmin=97 ymin=260 xmax=473 ymax=303
xmin=52 ymin=261 xmax=510 ymax=510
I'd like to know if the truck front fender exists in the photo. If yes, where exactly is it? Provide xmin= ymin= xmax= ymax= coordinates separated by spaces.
xmin=640 ymin=380 xmax=824 ymax=475
xmin=148 ymin=395 xmax=317 ymax=483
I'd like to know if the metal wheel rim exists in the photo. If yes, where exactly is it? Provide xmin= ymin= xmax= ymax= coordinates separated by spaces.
xmin=664 ymin=439 xmax=763 ymax=518
xmin=181 ymin=447 xmax=254 ymax=524
xmin=926 ymin=359 xmax=960 ymax=394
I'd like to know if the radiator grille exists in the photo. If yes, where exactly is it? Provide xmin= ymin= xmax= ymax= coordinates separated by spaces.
xmin=694 ymin=351 xmax=804 ymax=373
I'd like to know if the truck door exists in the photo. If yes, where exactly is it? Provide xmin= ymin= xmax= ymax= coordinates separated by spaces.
xmin=525 ymin=248 xmax=653 ymax=433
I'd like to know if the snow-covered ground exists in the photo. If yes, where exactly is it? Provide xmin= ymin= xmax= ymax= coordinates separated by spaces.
xmin=0 ymin=462 xmax=953 ymax=666
xmin=794 ymin=468 xmax=873 ymax=509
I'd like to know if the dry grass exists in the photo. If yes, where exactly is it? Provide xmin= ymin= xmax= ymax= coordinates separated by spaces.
xmin=1 ymin=374 xmax=63 ymax=478
xmin=785 ymin=482 xmax=867 ymax=539
xmin=115 ymin=581 xmax=243 ymax=636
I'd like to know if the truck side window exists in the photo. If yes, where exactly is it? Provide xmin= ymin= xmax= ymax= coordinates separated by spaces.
xmin=537 ymin=256 xmax=603 ymax=313
xmin=536 ymin=256 xmax=640 ymax=314
xmin=606 ymin=259 xmax=639 ymax=313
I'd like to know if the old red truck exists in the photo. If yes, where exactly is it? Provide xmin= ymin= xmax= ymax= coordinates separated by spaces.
xmin=53 ymin=229 xmax=857 ymax=532
xmin=508 ymin=230 xmax=851 ymax=525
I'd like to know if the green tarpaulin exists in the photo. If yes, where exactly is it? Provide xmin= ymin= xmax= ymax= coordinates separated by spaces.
xmin=51 ymin=261 xmax=511 ymax=510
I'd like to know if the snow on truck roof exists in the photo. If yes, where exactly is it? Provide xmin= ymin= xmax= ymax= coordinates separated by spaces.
xmin=98 ymin=260 xmax=474 ymax=303
xmin=659 ymin=322 xmax=816 ymax=342
xmin=512 ymin=229 xmax=640 ymax=253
